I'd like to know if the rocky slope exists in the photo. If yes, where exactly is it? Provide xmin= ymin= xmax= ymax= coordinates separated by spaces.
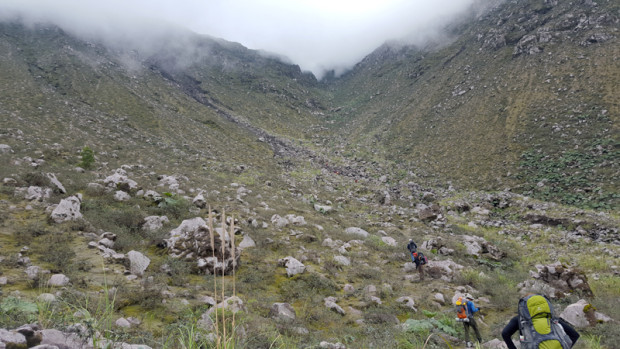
xmin=329 ymin=0 xmax=619 ymax=210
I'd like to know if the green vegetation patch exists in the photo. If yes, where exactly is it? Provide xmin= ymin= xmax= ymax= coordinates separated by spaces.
xmin=517 ymin=138 xmax=619 ymax=210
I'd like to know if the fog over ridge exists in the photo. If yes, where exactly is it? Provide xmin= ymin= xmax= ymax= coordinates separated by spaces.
xmin=0 ymin=0 xmax=490 ymax=79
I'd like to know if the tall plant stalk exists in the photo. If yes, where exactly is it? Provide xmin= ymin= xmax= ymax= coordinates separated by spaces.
xmin=208 ymin=207 xmax=220 ymax=346
xmin=230 ymin=216 xmax=236 ymax=334
xmin=220 ymin=210 xmax=227 ymax=345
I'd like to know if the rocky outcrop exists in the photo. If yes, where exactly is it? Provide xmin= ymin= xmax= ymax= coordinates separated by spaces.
xmin=103 ymin=169 xmax=138 ymax=192
xmin=518 ymin=262 xmax=592 ymax=298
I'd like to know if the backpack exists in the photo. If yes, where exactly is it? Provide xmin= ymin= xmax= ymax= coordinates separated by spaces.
xmin=417 ymin=251 xmax=428 ymax=265
xmin=517 ymin=295 xmax=573 ymax=349
xmin=456 ymin=298 xmax=470 ymax=322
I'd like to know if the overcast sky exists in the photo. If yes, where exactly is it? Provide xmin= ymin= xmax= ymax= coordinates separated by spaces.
xmin=1 ymin=0 xmax=480 ymax=78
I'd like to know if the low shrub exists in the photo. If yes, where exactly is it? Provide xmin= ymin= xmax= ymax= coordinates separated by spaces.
xmin=0 ymin=297 xmax=38 ymax=329
xmin=23 ymin=172 xmax=50 ymax=187
xmin=14 ymin=221 xmax=52 ymax=245
xmin=278 ymin=273 xmax=339 ymax=301
xmin=32 ymin=232 xmax=77 ymax=274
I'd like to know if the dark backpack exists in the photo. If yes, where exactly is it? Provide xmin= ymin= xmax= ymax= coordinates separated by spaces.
xmin=407 ymin=241 xmax=417 ymax=253
xmin=517 ymin=295 xmax=572 ymax=349
xmin=417 ymin=251 xmax=427 ymax=265
xmin=412 ymin=251 xmax=427 ymax=265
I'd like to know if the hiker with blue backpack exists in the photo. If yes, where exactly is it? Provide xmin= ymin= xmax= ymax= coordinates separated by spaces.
xmin=501 ymin=294 xmax=579 ymax=349
xmin=407 ymin=239 xmax=427 ymax=281
xmin=455 ymin=294 xmax=482 ymax=348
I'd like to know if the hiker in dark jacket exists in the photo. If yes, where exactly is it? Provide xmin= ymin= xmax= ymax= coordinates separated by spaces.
xmin=407 ymin=239 xmax=417 ymax=256
xmin=501 ymin=315 xmax=579 ymax=349
xmin=460 ymin=294 xmax=482 ymax=347
xmin=406 ymin=239 xmax=425 ymax=280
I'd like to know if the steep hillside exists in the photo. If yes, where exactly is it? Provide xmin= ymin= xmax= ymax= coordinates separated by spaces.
xmin=329 ymin=0 xmax=619 ymax=210
xmin=0 ymin=21 xmax=331 ymax=187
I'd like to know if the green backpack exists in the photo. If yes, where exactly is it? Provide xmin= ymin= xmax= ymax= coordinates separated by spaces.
xmin=517 ymin=295 xmax=572 ymax=349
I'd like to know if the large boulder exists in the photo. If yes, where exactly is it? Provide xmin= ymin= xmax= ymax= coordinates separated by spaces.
xmin=143 ymin=216 xmax=169 ymax=232
xmin=50 ymin=195 xmax=82 ymax=223
xmin=48 ymin=274 xmax=70 ymax=287
xmin=0 ymin=329 xmax=27 ymax=348
xmin=460 ymin=235 xmax=505 ymax=260
xmin=22 ymin=186 xmax=52 ymax=201
xmin=127 ymin=250 xmax=150 ymax=277
xmin=192 ymin=192 xmax=206 ymax=208
xmin=40 ymin=329 xmax=90 ymax=349
xmin=164 ymin=217 xmax=240 ymax=275
xmin=270 ymin=303 xmax=297 ymax=323
xmin=417 ymin=203 xmax=441 ymax=221
xmin=271 ymin=214 xmax=307 ymax=228
xmin=238 ymin=235 xmax=256 ymax=250
xmin=344 ymin=227 xmax=369 ymax=238
xmin=0 ymin=144 xmax=13 ymax=153
xmin=324 ymin=297 xmax=345 ymax=315
xmin=206 ymin=296 xmax=246 ymax=316
xmin=46 ymin=173 xmax=66 ymax=194
xmin=278 ymin=256 xmax=306 ymax=277
xmin=559 ymin=299 xmax=613 ymax=328
xmin=103 ymin=169 xmax=138 ymax=192
xmin=424 ymin=259 xmax=464 ymax=281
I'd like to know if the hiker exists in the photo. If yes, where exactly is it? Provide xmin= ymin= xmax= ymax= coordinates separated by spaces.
xmin=407 ymin=239 xmax=426 ymax=280
xmin=407 ymin=239 xmax=417 ymax=255
xmin=501 ymin=294 xmax=579 ymax=349
xmin=456 ymin=294 xmax=482 ymax=348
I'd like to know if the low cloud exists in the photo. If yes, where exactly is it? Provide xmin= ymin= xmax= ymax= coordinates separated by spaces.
xmin=1 ymin=0 xmax=482 ymax=79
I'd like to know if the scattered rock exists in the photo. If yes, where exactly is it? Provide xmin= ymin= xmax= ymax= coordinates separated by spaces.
xmin=114 ymin=191 xmax=131 ymax=201
xmin=269 ymin=303 xmax=296 ymax=323
xmin=278 ymin=256 xmax=306 ymax=277
xmin=47 ymin=274 xmax=70 ymax=287
xmin=143 ymin=216 xmax=169 ymax=232
xmin=238 ymin=235 xmax=256 ymax=250
xmin=324 ymin=297 xmax=345 ymax=315
xmin=344 ymin=227 xmax=369 ymax=238
xmin=50 ymin=195 xmax=82 ymax=223
xmin=127 ymin=250 xmax=150 ymax=277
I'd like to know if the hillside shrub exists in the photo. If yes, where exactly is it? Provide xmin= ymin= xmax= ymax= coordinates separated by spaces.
xmin=33 ymin=232 xmax=77 ymax=274
xmin=23 ymin=171 xmax=50 ymax=187
xmin=517 ymin=140 xmax=619 ymax=210
xmin=155 ymin=193 xmax=190 ymax=220
xmin=79 ymin=146 xmax=95 ymax=170
xmin=164 ymin=257 xmax=193 ymax=287
xmin=278 ymin=273 xmax=339 ymax=301
xmin=15 ymin=221 xmax=52 ymax=245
